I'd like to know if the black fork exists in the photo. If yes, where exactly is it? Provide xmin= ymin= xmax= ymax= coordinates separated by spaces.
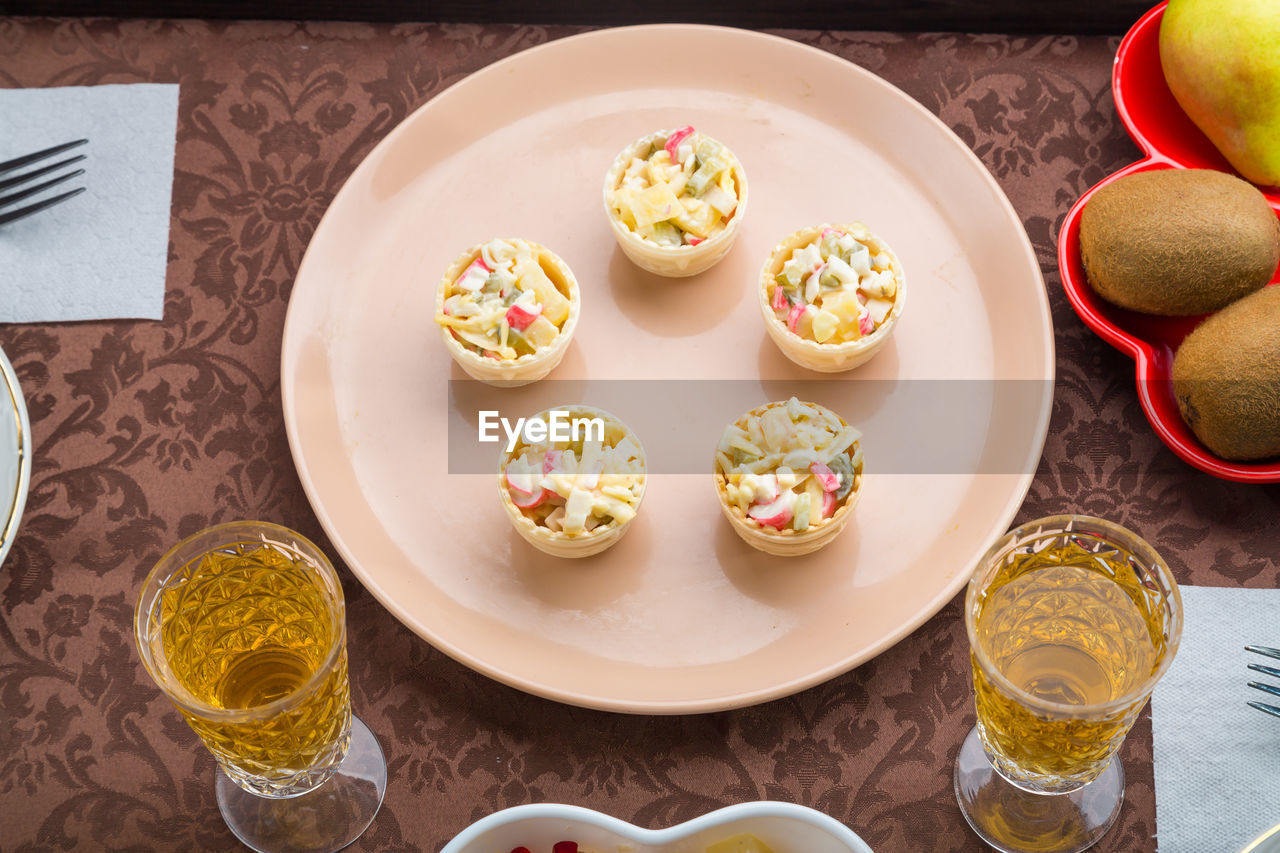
xmin=1246 ymin=645 xmax=1280 ymax=718
xmin=0 ymin=139 xmax=88 ymax=227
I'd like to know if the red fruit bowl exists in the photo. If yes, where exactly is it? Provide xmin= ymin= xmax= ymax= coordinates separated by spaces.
xmin=1057 ymin=1 xmax=1280 ymax=483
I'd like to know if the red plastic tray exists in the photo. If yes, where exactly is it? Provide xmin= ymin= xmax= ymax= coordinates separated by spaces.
xmin=1057 ymin=1 xmax=1280 ymax=483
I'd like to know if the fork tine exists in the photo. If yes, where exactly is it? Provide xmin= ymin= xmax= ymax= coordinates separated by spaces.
xmin=0 ymin=139 xmax=88 ymax=176
xmin=0 ymin=169 xmax=85 ymax=209
xmin=1245 ymin=647 xmax=1280 ymax=720
xmin=0 ymin=187 xmax=85 ymax=227
xmin=1248 ymin=680 xmax=1280 ymax=699
xmin=0 ymin=155 xmax=86 ymax=193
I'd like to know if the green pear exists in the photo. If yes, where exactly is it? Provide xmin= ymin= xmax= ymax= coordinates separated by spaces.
xmin=1159 ymin=0 xmax=1280 ymax=187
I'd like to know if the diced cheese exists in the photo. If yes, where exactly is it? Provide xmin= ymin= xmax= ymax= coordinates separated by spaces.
xmin=630 ymin=182 xmax=682 ymax=228
xmin=793 ymin=493 xmax=812 ymax=531
xmin=700 ymin=184 xmax=737 ymax=217
xmin=861 ymin=269 xmax=897 ymax=300
xmin=776 ymin=466 xmax=797 ymax=489
xmin=804 ymin=267 xmax=821 ymax=304
xmin=867 ymin=296 xmax=895 ymax=325
xmin=825 ymin=255 xmax=858 ymax=287
xmin=601 ymin=485 xmax=637 ymax=503
xmin=544 ymin=506 xmax=565 ymax=532
xmin=516 ymin=264 xmax=569 ymax=325
xmin=811 ymin=309 xmax=839 ymax=342
xmin=827 ymin=290 xmax=863 ymax=326
xmin=591 ymin=494 xmax=636 ymax=525
xmin=760 ymin=406 xmax=792 ymax=452
xmin=846 ymin=243 xmax=872 ymax=277
xmin=455 ymin=265 xmax=488 ymax=292
xmin=563 ymin=487 xmax=593 ymax=535
xmin=783 ymin=243 xmax=823 ymax=282
xmin=521 ymin=315 xmax=558 ymax=349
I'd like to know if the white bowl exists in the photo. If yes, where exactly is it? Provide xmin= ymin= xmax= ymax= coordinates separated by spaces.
xmin=440 ymin=801 xmax=874 ymax=853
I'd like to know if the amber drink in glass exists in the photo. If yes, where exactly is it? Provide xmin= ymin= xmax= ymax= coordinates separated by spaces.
xmin=955 ymin=515 xmax=1182 ymax=853
xmin=135 ymin=521 xmax=386 ymax=853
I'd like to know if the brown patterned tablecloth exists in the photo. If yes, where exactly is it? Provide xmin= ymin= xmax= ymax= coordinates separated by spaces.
xmin=2 ymin=17 xmax=1277 ymax=853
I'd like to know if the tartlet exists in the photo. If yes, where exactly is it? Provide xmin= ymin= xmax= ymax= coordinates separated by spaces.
xmin=498 ymin=405 xmax=647 ymax=558
xmin=435 ymin=238 xmax=581 ymax=387
xmin=603 ymin=126 xmax=748 ymax=277
xmin=714 ymin=398 xmax=864 ymax=557
xmin=758 ymin=222 xmax=905 ymax=372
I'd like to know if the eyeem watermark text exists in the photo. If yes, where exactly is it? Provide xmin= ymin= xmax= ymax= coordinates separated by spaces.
xmin=478 ymin=410 xmax=605 ymax=452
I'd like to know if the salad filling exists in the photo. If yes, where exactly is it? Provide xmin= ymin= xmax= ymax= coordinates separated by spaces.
xmin=608 ymin=126 xmax=740 ymax=248
xmin=436 ymin=238 xmax=573 ymax=360
xmin=508 ymin=836 xmax=774 ymax=853
xmin=503 ymin=412 xmax=645 ymax=537
xmin=769 ymin=226 xmax=898 ymax=345
xmin=716 ymin=397 xmax=862 ymax=534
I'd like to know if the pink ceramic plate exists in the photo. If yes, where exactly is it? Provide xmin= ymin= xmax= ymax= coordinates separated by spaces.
xmin=1058 ymin=2 xmax=1280 ymax=483
xmin=281 ymin=25 xmax=1053 ymax=713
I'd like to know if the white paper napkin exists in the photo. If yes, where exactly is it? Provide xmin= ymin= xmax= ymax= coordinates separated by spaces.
xmin=1152 ymin=584 xmax=1280 ymax=852
xmin=0 ymin=84 xmax=179 ymax=322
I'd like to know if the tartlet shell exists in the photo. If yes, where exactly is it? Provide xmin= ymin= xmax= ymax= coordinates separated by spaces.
xmin=498 ymin=405 xmax=647 ymax=559
xmin=758 ymin=222 xmax=905 ymax=373
xmin=437 ymin=239 xmax=581 ymax=387
xmin=602 ymin=129 xmax=748 ymax=278
xmin=714 ymin=399 xmax=864 ymax=557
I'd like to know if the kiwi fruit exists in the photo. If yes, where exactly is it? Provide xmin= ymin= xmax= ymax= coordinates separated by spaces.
xmin=1079 ymin=169 xmax=1280 ymax=316
xmin=1172 ymin=286 xmax=1280 ymax=461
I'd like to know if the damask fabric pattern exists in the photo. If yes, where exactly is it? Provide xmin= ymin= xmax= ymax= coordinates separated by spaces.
xmin=0 ymin=18 xmax=1276 ymax=853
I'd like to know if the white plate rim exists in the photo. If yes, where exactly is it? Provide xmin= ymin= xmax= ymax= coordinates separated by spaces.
xmin=0 ymin=345 xmax=31 ymax=567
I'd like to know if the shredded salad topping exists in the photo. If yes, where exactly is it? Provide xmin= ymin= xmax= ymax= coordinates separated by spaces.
xmin=436 ymin=238 xmax=573 ymax=360
xmin=503 ymin=414 xmax=645 ymax=537
xmin=769 ymin=226 xmax=898 ymax=345
xmin=608 ymin=126 xmax=740 ymax=248
xmin=716 ymin=397 xmax=862 ymax=533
